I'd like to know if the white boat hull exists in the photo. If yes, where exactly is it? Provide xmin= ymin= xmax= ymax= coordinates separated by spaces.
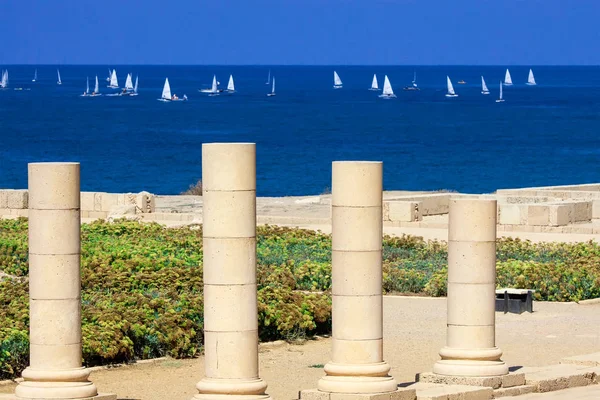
xmin=482 ymin=91 xmax=490 ymax=95
xmin=525 ymin=83 xmax=536 ymax=86
xmin=333 ymin=85 xmax=342 ymax=89
xmin=503 ymin=83 xmax=513 ymax=86
xmin=267 ymin=93 xmax=276 ymax=97
xmin=378 ymin=94 xmax=396 ymax=99
xmin=445 ymin=94 xmax=458 ymax=98
xmin=496 ymin=99 xmax=505 ymax=103
xmin=107 ymin=85 xmax=119 ymax=89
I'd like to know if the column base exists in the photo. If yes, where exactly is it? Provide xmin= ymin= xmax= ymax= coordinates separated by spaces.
xmin=317 ymin=362 xmax=398 ymax=394
xmin=433 ymin=359 xmax=509 ymax=377
xmin=13 ymin=367 xmax=101 ymax=400
xmin=194 ymin=377 xmax=270 ymax=400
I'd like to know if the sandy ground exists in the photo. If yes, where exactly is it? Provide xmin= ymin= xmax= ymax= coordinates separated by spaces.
xmin=2 ymin=297 xmax=598 ymax=400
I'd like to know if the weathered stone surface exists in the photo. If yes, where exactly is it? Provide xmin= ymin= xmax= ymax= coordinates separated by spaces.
xmin=0 ymin=393 xmax=117 ymax=400
xmin=492 ymin=385 xmax=535 ymax=398
xmin=522 ymin=364 xmax=596 ymax=393
xmin=408 ymin=382 xmax=492 ymax=400
xmin=107 ymin=205 xmax=138 ymax=222
xmin=6 ymin=190 xmax=28 ymax=209
xmin=417 ymin=372 xmax=524 ymax=390
xmin=300 ymin=389 xmax=331 ymax=400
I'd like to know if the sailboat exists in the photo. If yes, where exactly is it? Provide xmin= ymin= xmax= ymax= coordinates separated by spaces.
xmin=504 ymin=69 xmax=513 ymax=86
xmin=267 ymin=77 xmax=276 ymax=97
xmin=91 ymin=76 xmax=101 ymax=96
xmin=106 ymin=68 xmax=112 ymax=82
xmin=0 ymin=70 xmax=8 ymax=88
xmin=200 ymin=75 xmax=219 ymax=95
xmin=526 ymin=69 xmax=536 ymax=85
xmin=125 ymin=74 xmax=134 ymax=91
xmin=404 ymin=71 xmax=420 ymax=91
xmin=57 ymin=69 xmax=62 ymax=85
xmin=496 ymin=82 xmax=505 ymax=103
xmin=333 ymin=71 xmax=343 ymax=89
xmin=32 ymin=69 xmax=37 ymax=82
xmin=266 ymin=70 xmax=271 ymax=85
xmin=445 ymin=76 xmax=458 ymax=98
xmin=378 ymin=75 xmax=396 ymax=99
xmin=158 ymin=78 xmax=186 ymax=102
xmin=131 ymin=76 xmax=139 ymax=96
xmin=227 ymin=75 xmax=235 ymax=93
xmin=107 ymin=69 xmax=119 ymax=88
xmin=481 ymin=76 xmax=490 ymax=95
xmin=80 ymin=77 xmax=90 ymax=97
xmin=369 ymin=74 xmax=379 ymax=91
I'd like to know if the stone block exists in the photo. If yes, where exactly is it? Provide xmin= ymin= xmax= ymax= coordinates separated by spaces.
xmin=417 ymin=372 xmax=523 ymax=390
xmin=492 ymin=385 xmax=535 ymax=398
xmin=411 ymin=383 xmax=493 ymax=400
xmin=11 ymin=209 xmax=28 ymax=217
xmin=527 ymin=205 xmax=549 ymax=226
xmin=93 ymin=192 xmax=104 ymax=211
xmin=88 ymin=211 xmax=108 ymax=219
xmin=0 ymin=191 xmax=8 ymax=208
xmin=573 ymin=201 xmax=592 ymax=222
xmin=497 ymin=204 xmax=521 ymax=225
xmin=592 ymin=200 xmax=600 ymax=219
xmin=388 ymin=201 xmax=422 ymax=222
xmin=0 ymin=208 xmax=10 ymax=216
xmin=80 ymin=192 xmax=96 ymax=212
xmin=101 ymin=193 xmax=125 ymax=212
xmin=300 ymin=389 xmax=416 ymax=400
xmin=6 ymin=190 xmax=28 ymax=209
xmin=548 ymin=204 xmax=571 ymax=226
xmin=523 ymin=364 xmax=596 ymax=393
xmin=560 ymin=352 xmax=600 ymax=367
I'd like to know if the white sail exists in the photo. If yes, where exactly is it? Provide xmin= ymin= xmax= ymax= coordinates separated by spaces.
xmin=412 ymin=71 xmax=417 ymax=87
xmin=162 ymin=78 xmax=172 ymax=100
xmin=211 ymin=75 xmax=218 ymax=93
xmin=527 ymin=69 xmax=536 ymax=85
xmin=370 ymin=74 xmax=379 ymax=90
xmin=227 ymin=75 xmax=235 ymax=91
xmin=499 ymin=82 xmax=503 ymax=100
xmin=0 ymin=70 xmax=7 ymax=88
xmin=106 ymin=68 xmax=112 ymax=82
xmin=266 ymin=69 xmax=271 ymax=85
xmin=86 ymin=77 xmax=90 ymax=94
xmin=504 ymin=69 xmax=513 ymax=85
xmin=125 ymin=74 xmax=133 ymax=90
xmin=57 ymin=69 xmax=62 ymax=85
xmin=134 ymin=76 xmax=138 ymax=93
xmin=481 ymin=76 xmax=489 ymax=93
xmin=447 ymin=76 xmax=456 ymax=95
xmin=271 ymin=77 xmax=275 ymax=94
xmin=382 ymin=75 xmax=394 ymax=96
xmin=94 ymin=76 xmax=99 ymax=93
xmin=109 ymin=69 xmax=118 ymax=88
xmin=32 ymin=69 xmax=37 ymax=82
xmin=333 ymin=71 xmax=342 ymax=87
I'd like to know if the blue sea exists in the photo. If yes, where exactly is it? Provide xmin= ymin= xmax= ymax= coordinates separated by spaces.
xmin=1 ymin=65 xmax=599 ymax=196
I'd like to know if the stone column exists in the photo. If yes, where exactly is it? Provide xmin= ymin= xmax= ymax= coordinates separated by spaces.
xmin=194 ymin=143 xmax=270 ymax=400
xmin=317 ymin=161 xmax=397 ymax=394
xmin=15 ymin=163 xmax=103 ymax=399
xmin=433 ymin=198 xmax=508 ymax=377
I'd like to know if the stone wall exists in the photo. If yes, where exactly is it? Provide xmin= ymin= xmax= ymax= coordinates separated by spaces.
xmin=0 ymin=190 xmax=155 ymax=219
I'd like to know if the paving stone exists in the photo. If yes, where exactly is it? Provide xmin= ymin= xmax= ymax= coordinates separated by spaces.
xmin=522 ymin=364 xmax=596 ymax=393
xmin=492 ymin=385 xmax=535 ymax=398
xmin=408 ymin=382 xmax=492 ymax=400
xmin=560 ymin=352 xmax=600 ymax=367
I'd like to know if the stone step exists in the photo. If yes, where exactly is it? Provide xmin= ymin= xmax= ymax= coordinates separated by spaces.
xmin=560 ymin=352 xmax=600 ymax=367
xmin=520 ymin=364 xmax=600 ymax=393
xmin=492 ymin=385 xmax=536 ymax=398
xmin=408 ymin=382 xmax=493 ymax=400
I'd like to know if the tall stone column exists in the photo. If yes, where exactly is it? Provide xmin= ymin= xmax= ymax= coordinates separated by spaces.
xmin=15 ymin=163 xmax=111 ymax=399
xmin=317 ymin=161 xmax=397 ymax=394
xmin=433 ymin=198 xmax=508 ymax=377
xmin=195 ymin=143 xmax=270 ymax=400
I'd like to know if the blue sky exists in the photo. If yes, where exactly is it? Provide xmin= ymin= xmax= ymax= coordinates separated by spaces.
xmin=2 ymin=0 xmax=599 ymax=65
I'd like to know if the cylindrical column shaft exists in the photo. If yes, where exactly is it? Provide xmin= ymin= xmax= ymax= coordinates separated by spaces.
xmin=194 ymin=143 xmax=270 ymax=400
xmin=317 ymin=161 xmax=397 ymax=394
xmin=433 ymin=198 xmax=508 ymax=377
xmin=16 ymin=162 xmax=98 ymax=399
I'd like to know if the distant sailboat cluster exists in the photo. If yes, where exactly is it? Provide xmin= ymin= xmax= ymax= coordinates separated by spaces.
xmin=1 ymin=67 xmax=538 ymax=103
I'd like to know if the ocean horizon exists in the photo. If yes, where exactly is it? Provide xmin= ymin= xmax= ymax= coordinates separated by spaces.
xmin=1 ymin=65 xmax=599 ymax=196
